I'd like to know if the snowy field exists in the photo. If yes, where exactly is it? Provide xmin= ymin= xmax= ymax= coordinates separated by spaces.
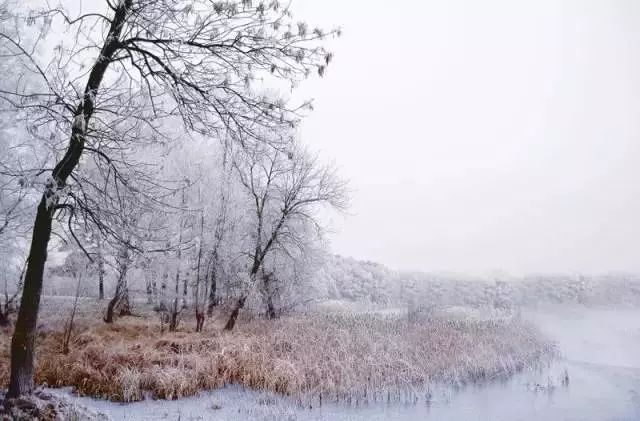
xmin=37 ymin=305 xmax=640 ymax=421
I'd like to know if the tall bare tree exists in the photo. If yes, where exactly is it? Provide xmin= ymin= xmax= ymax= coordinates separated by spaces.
xmin=206 ymin=137 xmax=235 ymax=315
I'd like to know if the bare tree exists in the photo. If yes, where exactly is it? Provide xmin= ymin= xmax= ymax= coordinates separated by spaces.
xmin=0 ymin=95 xmax=38 ymax=326
xmin=0 ymin=178 xmax=28 ymax=239
xmin=61 ymin=253 xmax=87 ymax=355
xmin=224 ymin=142 xmax=347 ymax=330
xmin=103 ymin=237 xmax=134 ymax=323
xmin=257 ymin=240 xmax=324 ymax=319
xmin=207 ymin=137 xmax=235 ymax=315
xmin=0 ymin=260 xmax=26 ymax=327
xmin=0 ymin=170 xmax=30 ymax=325
xmin=260 ymin=268 xmax=278 ymax=319
xmin=95 ymin=234 xmax=106 ymax=300
xmin=1 ymin=0 xmax=337 ymax=397
xmin=168 ymin=181 xmax=189 ymax=332
xmin=194 ymin=213 xmax=206 ymax=332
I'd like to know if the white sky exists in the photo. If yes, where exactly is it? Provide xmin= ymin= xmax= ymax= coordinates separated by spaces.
xmin=292 ymin=0 xmax=640 ymax=275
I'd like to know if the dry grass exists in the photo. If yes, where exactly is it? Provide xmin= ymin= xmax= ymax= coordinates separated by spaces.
xmin=0 ymin=305 xmax=556 ymax=405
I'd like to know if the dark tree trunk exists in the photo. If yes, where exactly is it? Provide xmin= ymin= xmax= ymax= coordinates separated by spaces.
xmin=195 ymin=308 xmax=204 ymax=333
xmin=169 ymin=298 xmax=180 ymax=332
xmin=146 ymin=275 xmax=153 ymax=304
xmin=222 ymin=262 xmax=260 ymax=331
xmin=104 ymin=288 xmax=131 ymax=323
xmin=265 ymin=294 xmax=276 ymax=320
xmin=194 ymin=216 xmax=205 ymax=333
xmin=207 ymin=263 xmax=217 ymax=316
xmin=97 ymin=237 xmax=105 ymax=300
xmin=223 ymin=295 xmax=247 ymax=331
xmin=151 ymin=278 xmax=157 ymax=303
xmin=104 ymin=294 xmax=118 ymax=324
xmin=118 ymin=292 xmax=131 ymax=316
xmin=98 ymin=267 xmax=105 ymax=300
xmin=104 ymin=262 xmax=130 ymax=324
xmin=261 ymin=272 xmax=277 ymax=320
xmin=7 ymin=198 xmax=52 ymax=398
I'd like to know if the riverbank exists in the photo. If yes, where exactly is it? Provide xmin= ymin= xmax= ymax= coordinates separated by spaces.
xmin=0 ymin=303 xmax=555 ymax=406
xmin=37 ymin=306 xmax=640 ymax=421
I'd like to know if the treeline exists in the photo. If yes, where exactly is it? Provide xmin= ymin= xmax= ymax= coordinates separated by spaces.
xmin=0 ymin=0 xmax=345 ymax=398
xmin=316 ymin=255 xmax=640 ymax=308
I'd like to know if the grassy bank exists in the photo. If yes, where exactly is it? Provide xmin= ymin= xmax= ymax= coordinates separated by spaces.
xmin=0 ymin=306 xmax=556 ymax=404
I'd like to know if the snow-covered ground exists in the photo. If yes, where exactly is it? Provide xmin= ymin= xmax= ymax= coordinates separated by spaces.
xmin=50 ymin=305 xmax=640 ymax=421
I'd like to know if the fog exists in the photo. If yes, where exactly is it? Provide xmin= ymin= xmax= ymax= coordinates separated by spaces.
xmin=4 ymin=2 xmax=640 ymax=419
xmin=294 ymin=0 xmax=640 ymax=275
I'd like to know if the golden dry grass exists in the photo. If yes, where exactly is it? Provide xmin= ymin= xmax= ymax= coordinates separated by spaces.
xmin=0 ymin=307 xmax=556 ymax=404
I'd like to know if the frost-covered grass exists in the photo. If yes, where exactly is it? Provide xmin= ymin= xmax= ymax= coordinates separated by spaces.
xmin=0 ymin=301 xmax=556 ymax=405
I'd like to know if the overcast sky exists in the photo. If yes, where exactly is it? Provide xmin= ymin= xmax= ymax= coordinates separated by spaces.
xmin=290 ymin=0 xmax=640 ymax=275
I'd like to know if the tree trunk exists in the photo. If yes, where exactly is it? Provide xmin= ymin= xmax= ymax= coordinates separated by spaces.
xmin=207 ymin=262 xmax=217 ymax=316
xmin=146 ymin=274 xmax=153 ymax=304
xmin=104 ymin=294 xmax=117 ymax=324
xmin=7 ymin=198 xmax=52 ymax=398
xmin=169 ymin=297 xmax=180 ymax=332
xmin=195 ymin=308 xmax=204 ymax=332
xmin=97 ymin=236 xmax=105 ymax=300
xmin=104 ymin=287 xmax=131 ymax=324
xmin=222 ymin=264 xmax=259 ymax=331
xmin=194 ymin=215 xmax=205 ymax=333
xmin=98 ymin=265 xmax=105 ymax=300
xmin=151 ymin=278 xmax=157 ymax=304
xmin=223 ymin=295 xmax=247 ymax=331
xmin=265 ymin=294 xmax=276 ymax=320
xmin=118 ymin=292 xmax=131 ymax=316
xmin=261 ymin=272 xmax=277 ymax=320
xmin=104 ymin=258 xmax=130 ymax=324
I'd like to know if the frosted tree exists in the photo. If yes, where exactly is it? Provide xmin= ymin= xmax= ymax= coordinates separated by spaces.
xmin=0 ymin=143 xmax=31 ymax=326
xmin=224 ymin=141 xmax=347 ymax=330
xmin=103 ymin=227 xmax=136 ymax=323
xmin=0 ymin=0 xmax=338 ymax=397
xmin=0 ymin=3 xmax=45 ymax=327
xmin=206 ymin=137 xmax=235 ymax=316
xmin=258 ymin=239 xmax=325 ymax=319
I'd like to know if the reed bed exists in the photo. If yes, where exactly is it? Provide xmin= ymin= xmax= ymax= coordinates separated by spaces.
xmin=0 ymin=307 xmax=556 ymax=405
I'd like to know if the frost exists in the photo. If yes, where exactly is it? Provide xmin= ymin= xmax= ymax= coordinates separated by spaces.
xmin=73 ymin=114 xmax=86 ymax=132
xmin=105 ymin=34 xmax=118 ymax=44
xmin=87 ymin=90 xmax=96 ymax=105
xmin=44 ymin=176 xmax=63 ymax=211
